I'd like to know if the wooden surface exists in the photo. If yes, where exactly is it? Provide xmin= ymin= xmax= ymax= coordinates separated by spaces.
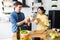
xmin=29 ymin=30 xmax=60 ymax=40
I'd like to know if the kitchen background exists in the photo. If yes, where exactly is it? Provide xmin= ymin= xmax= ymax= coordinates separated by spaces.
xmin=0 ymin=0 xmax=60 ymax=40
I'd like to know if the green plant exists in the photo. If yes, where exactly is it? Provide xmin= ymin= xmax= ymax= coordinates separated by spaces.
xmin=52 ymin=0 xmax=58 ymax=1
xmin=52 ymin=5 xmax=57 ymax=7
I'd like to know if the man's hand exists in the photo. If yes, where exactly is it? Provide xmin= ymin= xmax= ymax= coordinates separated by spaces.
xmin=17 ymin=17 xmax=31 ymax=26
xmin=24 ymin=17 xmax=31 ymax=23
xmin=24 ymin=18 xmax=28 ymax=23
xmin=17 ymin=18 xmax=28 ymax=26
xmin=17 ymin=20 xmax=25 ymax=26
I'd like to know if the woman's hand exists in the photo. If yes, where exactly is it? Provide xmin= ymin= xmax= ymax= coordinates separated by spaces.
xmin=34 ymin=18 xmax=41 ymax=24
xmin=36 ymin=18 xmax=41 ymax=22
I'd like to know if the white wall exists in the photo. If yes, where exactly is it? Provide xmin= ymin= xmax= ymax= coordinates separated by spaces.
xmin=21 ymin=0 xmax=60 ymax=15
xmin=18 ymin=0 xmax=33 ymax=17
xmin=42 ymin=0 xmax=60 ymax=14
xmin=0 ymin=0 xmax=3 ymax=13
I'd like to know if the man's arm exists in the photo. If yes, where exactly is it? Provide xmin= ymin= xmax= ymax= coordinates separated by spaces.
xmin=17 ymin=13 xmax=26 ymax=26
xmin=10 ymin=14 xmax=25 ymax=27
xmin=17 ymin=20 xmax=25 ymax=26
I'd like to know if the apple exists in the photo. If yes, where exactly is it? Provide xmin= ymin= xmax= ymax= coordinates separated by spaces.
xmin=49 ymin=33 xmax=59 ymax=40
xmin=51 ymin=34 xmax=56 ymax=39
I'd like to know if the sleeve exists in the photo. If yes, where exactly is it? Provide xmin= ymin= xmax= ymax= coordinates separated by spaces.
xmin=34 ymin=15 xmax=38 ymax=24
xmin=9 ymin=14 xmax=18 ymax=27
xmin=44 ymin=16 xmax=50 ymax=26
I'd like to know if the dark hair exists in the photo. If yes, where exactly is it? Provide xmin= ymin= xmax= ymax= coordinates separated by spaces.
xmin=14 ymin=1 xmax=22 ymax=6
xmin=37 ymin=7 xmax=46 ymax=13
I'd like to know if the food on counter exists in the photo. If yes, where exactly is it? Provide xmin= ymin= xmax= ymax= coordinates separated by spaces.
xmin=24 ymin=35 xmax=30 ymax=40
xmin=29 ymin=30 xmax=60 ymax=40
xmin=20 ymin=30 xmax=31 ymax=40
xmin=49 ymin=33 xmax=59 ymax=40
xmin=20 ymin=30 xmax=28 ymax=34
xmin=20 ymin=35 xmax=32 ymax=40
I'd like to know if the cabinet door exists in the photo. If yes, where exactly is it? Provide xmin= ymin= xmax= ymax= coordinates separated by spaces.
xmin=49 ymin=10 xmax=60 ymax=29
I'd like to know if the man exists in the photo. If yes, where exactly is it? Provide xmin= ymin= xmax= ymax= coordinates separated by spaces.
xmin=9 ymin=1 xmax=28 ymax=40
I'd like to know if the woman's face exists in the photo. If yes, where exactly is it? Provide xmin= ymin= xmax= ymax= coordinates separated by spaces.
xmin=37 ymin=8 xmax=43 ymax=14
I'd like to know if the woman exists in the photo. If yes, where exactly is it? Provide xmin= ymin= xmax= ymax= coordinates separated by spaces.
xmin=34 ymin=7 xmax=49 ymax=30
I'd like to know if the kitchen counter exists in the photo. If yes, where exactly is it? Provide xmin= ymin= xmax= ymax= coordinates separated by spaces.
xmin=29 ymin=30 xmax=60 ymax=40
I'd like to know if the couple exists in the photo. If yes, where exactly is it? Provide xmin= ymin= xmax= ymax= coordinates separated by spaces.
xmin=9 ymin=1 xmax=49 ymax=40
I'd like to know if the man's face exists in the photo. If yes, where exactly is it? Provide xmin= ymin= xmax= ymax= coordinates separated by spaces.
xmin=15 ymin=5 xmax=22 ymax=13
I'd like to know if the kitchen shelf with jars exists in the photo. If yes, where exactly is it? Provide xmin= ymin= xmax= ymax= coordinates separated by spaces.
xmin=2 ymin=0 xmax=14 ymax=14
xmin=51 ymin=0 xmax=58 ymax=9
xmin=31 ymin=0 xmax=43 ymax=20
xmin=31 ymin=0 xmax=43 ymax=13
